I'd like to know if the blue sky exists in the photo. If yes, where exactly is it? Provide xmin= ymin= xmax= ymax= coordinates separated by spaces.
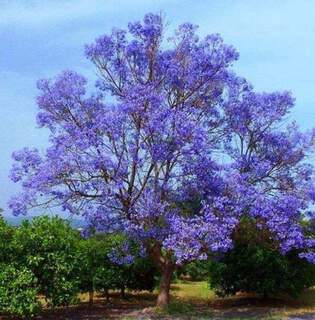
xmin=1 ymin=0 xmax=315 ymax=215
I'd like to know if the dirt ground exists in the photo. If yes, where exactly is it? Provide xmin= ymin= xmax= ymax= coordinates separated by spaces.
xmin=1 ymin=283 xmax=315 ymax=319
xmin=34 ymin=296 xmax=315 ymax=319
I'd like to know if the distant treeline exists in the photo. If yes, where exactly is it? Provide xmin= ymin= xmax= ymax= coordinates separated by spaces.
xmin=4 ymin=215 xmax=86 ymax=228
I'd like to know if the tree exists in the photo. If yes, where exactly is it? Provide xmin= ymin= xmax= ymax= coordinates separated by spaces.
xmin=9 ymin=13 xmax=315 ymax=306
xmin=78 ymin=233 xmax=126 ymax=302
xmin=79 ymin=236 xmax=104 ymax=305
xmin=13 ymin=216 xmax=80 ymax=308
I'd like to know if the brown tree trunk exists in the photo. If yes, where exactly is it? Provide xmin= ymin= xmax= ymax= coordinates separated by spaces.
xmin=89 ymin=290 xmax=94 ymax=306
xmin=156 ymin=263 xmax=174 ymax=307
xmin=120 ymin=286 xmax=126 ymax=299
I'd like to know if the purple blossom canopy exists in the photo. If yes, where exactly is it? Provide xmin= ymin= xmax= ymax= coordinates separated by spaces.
xmin=9 ymin=13 xmax=315 ymax=264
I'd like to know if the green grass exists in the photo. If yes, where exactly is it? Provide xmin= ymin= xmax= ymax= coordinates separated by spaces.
xmin=170 ymin=279 xmax=215 ymax=302
xmin=71 ymin=281 xmax=315 ymax=319
xmin=155 ymin=280 xmax=315 ymax=319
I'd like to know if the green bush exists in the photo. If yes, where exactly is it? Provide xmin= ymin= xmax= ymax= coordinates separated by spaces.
xmin=78 ymin=233 xmax=158 ymax=302
xmin=182 ymin=260 xmax=210 ymax=281
xmin=0 ymin=218 xmax=41 ymax=317
xmin=0 ymin=264 xmax=41 ymax=317
xmin=13 ymin=216 xmax=81 ymax=308
xmin=209 ymin=219 xmax=315 ymax=298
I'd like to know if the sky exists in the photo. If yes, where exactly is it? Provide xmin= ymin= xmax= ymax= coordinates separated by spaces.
xmin=1 ymin=0 xmax=315 ymax=215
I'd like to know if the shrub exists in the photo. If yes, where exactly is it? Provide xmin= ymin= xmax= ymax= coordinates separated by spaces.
xmin=13 ymin=216 xmax=81 ymax=307
xmin=209 ymin=219 xmax=315 ymax=298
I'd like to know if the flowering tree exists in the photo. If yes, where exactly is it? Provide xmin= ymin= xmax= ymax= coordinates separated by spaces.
xmin=10 ymin=13 xmax=315 ymax=306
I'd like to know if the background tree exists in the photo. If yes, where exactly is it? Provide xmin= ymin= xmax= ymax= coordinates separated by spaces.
xmin=79 ymin=233 xmax=158 ymax=303
xmin=9 ymin=13 xmax=315 ymax=306
xmin=78 ymin=234 xmax=110 ymax=306
xmin=182 ymin=260 xmax=210 ymax=281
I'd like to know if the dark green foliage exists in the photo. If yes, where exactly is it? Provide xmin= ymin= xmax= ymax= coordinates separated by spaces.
xmin=125 ymin=257 xmax=158 ymax=292
xmin=94 ymin=258 xmax=158 ymax=298
xmin=78 ymin=233 xmax=158 ymax=302
xmin=209 ymin=219 xmax=315 ymax=298
xmin=100 ymin=255 xmax=158 ymax=296
xmin=209 ymin=245 xmax=315 ymax=298
xmin=78 ymin=234 xmax=113 ymax=303
xmin=182 ymin=260 xmax=210 ymax=281
xmin=0 ymin=264 xmax=41 ymax=317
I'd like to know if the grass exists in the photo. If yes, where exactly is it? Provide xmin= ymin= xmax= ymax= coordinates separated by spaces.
xmin=170 ymin=279 xmax=215 ymax=302
xmin=161 ymin=280 xmax=315 ymax=319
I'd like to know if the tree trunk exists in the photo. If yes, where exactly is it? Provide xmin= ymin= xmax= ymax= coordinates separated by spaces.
xmin=105 ymin=288 xmax=110 ymax=302
xmin=89 ymin=290 xmax=94 ymax=306
xmin=120 ymin=286 xmax=126 ymax=299
xmin=156 ymin=264 xmax=173 ymax=307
